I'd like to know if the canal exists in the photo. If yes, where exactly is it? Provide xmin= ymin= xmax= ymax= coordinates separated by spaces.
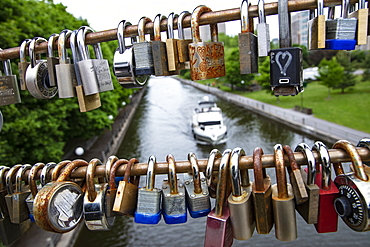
xmin=74 ymin=77 xmax=369 ymax=246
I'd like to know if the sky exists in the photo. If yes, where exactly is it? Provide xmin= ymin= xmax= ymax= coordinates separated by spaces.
xmin=55 ymin=0 xmax=280 ymax=39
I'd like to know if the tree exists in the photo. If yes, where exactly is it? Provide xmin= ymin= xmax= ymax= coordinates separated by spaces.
xmin=316 ymin=58 xmax=344 ymax=99
xmin=334 ymin=51 xmax=356 ymax=93
xmin=255 ymin=57 xmax=272 ymax=94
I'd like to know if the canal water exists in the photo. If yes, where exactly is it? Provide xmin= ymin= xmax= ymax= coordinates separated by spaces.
xmin=74 ymin=77 xmax=369 ymax=246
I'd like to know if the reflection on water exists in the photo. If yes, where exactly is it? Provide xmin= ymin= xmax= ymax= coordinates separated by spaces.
xmin=74 ymin=77 xmax=369 ymax=247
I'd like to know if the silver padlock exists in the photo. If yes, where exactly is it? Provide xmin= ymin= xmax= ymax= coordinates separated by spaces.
xmin=77 ymin=26 xmax=114 ymax=94
xmin=257 ymin=0 xmax=270 ymax=57
xmin=0 ymin=53 xmax=21 ymax=106
xmin=56 ymin=29 xmax=77 ymax=98
xmin=134 ymin=155 xmax=162 ymax=224
xmin=47 ymin=33 xmax=59 ymax=87
xmin=113 ymin=20 xmax=149 ymax=88
xmin=184 ymin=152 xmax=211 ymax=218
xmin=133 ymin=16 xmax=155 ymax=76
xmin=25 ymin=37 xmax=58 ymax=99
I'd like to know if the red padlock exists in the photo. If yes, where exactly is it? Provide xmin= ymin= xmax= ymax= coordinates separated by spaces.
xmin=312 ymin=141 xmax=339 ymax=233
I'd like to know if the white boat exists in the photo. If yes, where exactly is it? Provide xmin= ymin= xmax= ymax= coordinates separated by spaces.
xmin=191 ymin=96 xmax=227 ymax=145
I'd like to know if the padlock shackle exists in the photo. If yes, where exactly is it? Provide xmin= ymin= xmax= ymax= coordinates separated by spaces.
xmin=215 ymin=149 xmax=232 ymax=217
xmin=77 ymin=26 xmax=103 ymax=60
xmin=29 ymin=37 xmax=47 ymax=68
xmin=138 ymin=16 xmax=153 ymax=42
xmin=40 ymin=162 xmax=56 ymax=186
xmin=359 ymin=0 xmax=366 ymax=9
xmin=229 ymin=147 xmax=246 ymax=197
xmin=205 ymin=149 xmax=221 ymax=188
xmin=15 ymin=164 xmax=31 ymax=193
xmin=2 ymin=59 xmax=12 ymax=76
xmin=328 ymin=6 xmax=335 ymax=20
xmin=253 ymin=147 xmax=266 ymax=191
xmin=284 ymin=145 xmax=301 ymax=172
xmin=317 ymin=0 xmax=324 ymax=16
xmin=123 ymin=158 xmax=137 ymax=183
xmin=166 ymin=154 xmax=178 ymax=194
xmin=19 ymin=39 xmax=31 ymax=63
xmin=146 ymin=155 xmax=156 ymax=191
xmin=105 ymin=155 xmax=118 ymax=183
xmin=51 ymin=160 xmax=70 ymax=181
xmin=191 ymin=5 xmax=213 ymax=43
xmin=341 ymin=0 xmax=350 ymax=18
xmin=188 ymin=152 xmax=202 ymax=194
xmin=332 ymin=140 xmax=368 ymax=181
xmin=153 ymin=14 xmax=162 ymax=41
xmin=47 ymin=33 xmax=59 ymax=58
xmin=178 ymin=11 xmax=190 ymax=40
xmin=274 ymin=144 xmax=289 ymax=199
xmin=70 ymin=29 xmax=84 ymax=87
xmin=312 ymin=141 xmax=332 ymax=190
xmin=295 ymin=143 xmax=316 ymax=185
xmin=167 ymin=12 xmax=176 ymax=39
xmin=240 ymin=0 xmax=254 ymax=33
xmin=57 ymin=29 xmax=72 ymax=64
xmin=56 ymin=159 xmax=88 ymax=182
xmin=28 ymin=162 xmax=45 ymax=197
xmin=109 ymin=159 xmax=128 ymax=190
xmin=86 ymin=158 xmax=103 ymax=202
xmin=117 ymin=20 xmax=132 ymax=54
xmin=257 ymin=0 xmax=266 ymax=24
xmin=5 ymin=165 xmax=21 ymax=195
xmin=0 ymin=166 xmax=10 ymax=191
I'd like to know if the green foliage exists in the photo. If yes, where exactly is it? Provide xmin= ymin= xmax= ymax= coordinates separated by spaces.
xmin=0 ymin=0 xmax=134 ymax=165
xmin=255 ymin=57 xmax=271 ymax=93
xmin=317 ymin=57 xmax=344 ymax=98
xmin=334 ymin=51 xmax=356 ymax=93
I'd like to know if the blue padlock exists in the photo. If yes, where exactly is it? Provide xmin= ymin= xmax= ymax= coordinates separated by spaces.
xmin=184 ymin=152 xmax=211 ymax=218
xmin=162 ymin=154 xmax=187 ymax=224
xmin=134 ymin=155 xmax=162 ymax=224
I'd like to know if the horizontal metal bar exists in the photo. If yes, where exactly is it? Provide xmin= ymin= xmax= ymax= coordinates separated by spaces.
xmin=0 ymin=0 xmax=359 ymax=60
xmin=16 ymin=147 xmax=370 ymax=181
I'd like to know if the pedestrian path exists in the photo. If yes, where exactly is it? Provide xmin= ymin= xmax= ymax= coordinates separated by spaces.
xmin=177 ymin=78 xmax=369 ymax=145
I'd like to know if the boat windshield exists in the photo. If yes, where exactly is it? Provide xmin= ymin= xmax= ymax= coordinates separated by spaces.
xmin=199 ymin=121 xmax=221 ymax=126
xmin=198 ymin=101 xmax=216 ymax=109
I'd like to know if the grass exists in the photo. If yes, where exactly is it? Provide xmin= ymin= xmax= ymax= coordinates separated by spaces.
xmin=197 ymin=78 xmax=370 ymax=133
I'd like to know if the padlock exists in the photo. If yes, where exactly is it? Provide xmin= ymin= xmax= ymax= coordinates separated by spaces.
xmin=332 ymin=140 xmax=370 ymax=232
xmin=166 ymin=12 xmax=180 ymax=73
xmin=162 ymin=154 xmax=187 ymax=224
xmin=188 ymin=5 xmax=225 ymax=81
xmin=113 ymin=158 xmax=140 ymax=217
xmin=135 ymin=155 xmax=162 ymax=224
xmin=46 ymin=33 xmax=59 ymax=87
xmin=307 ymin=0 xmax=326 ymax=50
xmin=113 ymin=20 xmax=149 ymax=88
xmin=349 ymin=0 xmax=368 ymax=45
xmin=252 ymin=147 xmax=274 ymax=234
xmin=25 ymin=37 xmax=58 ymax=99
xmin=5 ymin=165 xmax=22 ymax=222
xmin=40 ymin=162 xmax=57 ymax=186
xmin=33 ymin=159 xmax=87 ymax=233
xmin=77 ymin=26 xmax=114 ymax=93
xmin=272 ymin=144 xmax=297 ymax=241
xmin=11 ymin=164 xmax=32 ymax=224
xmin=51 ymin=160 xmax=71 ymax=182
xmin=325 ymin=0 xmax=357 ymax=50
xmin=26 ymin=162 xmax=45 ymax=222
xmin=204 ymin=149 xmax=233 ymax=247
xmin=0 ymin=55 xmax=21 ymax=106
xmin=133 ymin=16 xmax=155 ymax=76
xmin=227 ymin=147 xmax=255 ymax=240
xmin=56 ymin=29 xmax=77 ymax=98
xmin=71 ymin=29 xmax=101 ymax=112
xmin=283 ymin=145 xmax=308 ymax=204
xmin=312 ymin=141 xmax=339 ymax=233
xmin=184 ymin=152 xmax=210 ymax=218
xmin=257 ymin=0 xmax=270 ymax=57
xmin=105 ymin=157 xmax=127 ymax=218
xmin=176 ymin=11 xmax=192 ymax=69
xmin=239 ymin=0 xmax=258 ymax=74
xmin=18 ymin=39 xmax=31 ymax=90
xmin=151 ymin=14 xmax=171 ymax=76
xmin=270 ymin=0 xmax=303 ymax=96
xmin=83 ymin=158 xmax=115 ymax=230
xmin=295 ymin=143 xmax=320 ymax=224
xmin=0 ymin=166 xmax=21 ymax=246
xmin=205 ymin=149 xmax=221 ymax=199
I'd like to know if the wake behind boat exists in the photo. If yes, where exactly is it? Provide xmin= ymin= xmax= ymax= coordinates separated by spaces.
xmin=191 ymin=96 xmax=227 ymax=145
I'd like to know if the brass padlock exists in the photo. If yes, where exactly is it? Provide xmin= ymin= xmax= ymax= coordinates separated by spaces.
xmin=188 ymin=5 xmax=225 ymax=81
xmin=176 ymin=11 xmax=192 ymax=69
xmin=307 ymin=0 xmax=326 ymax=50
xmin=5 ymin=165 xmax=22 ymax=222
xmin=113 ymin=158 xmax=140 ymax=217
xmin=252 ymin=147 xmax=274 ymax=234
xmin=166 ymin=12 xmax=180 ymax=73
xmin=349 ymin=0 xmax=368 ymax=45
xmin=151 ymin=13 xmax=171 ymax=76
xmin=272 ymin=144 xmax=297 ymax=241
xmin=12 ymin=164 xmax=32 ymax=224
